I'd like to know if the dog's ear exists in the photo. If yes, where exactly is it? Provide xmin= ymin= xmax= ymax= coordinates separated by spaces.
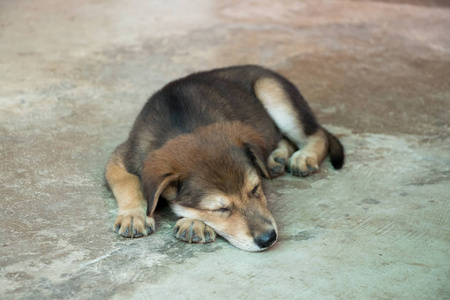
xmin=244 ymin=143 xmax=271 ymax=179
xmin=142 ymin=154 xmax=180 ymax=216
xmin=143 ymin=173 xmax=179 ymax=217
xmin=228 ymin=122 xmax=271 ymax=179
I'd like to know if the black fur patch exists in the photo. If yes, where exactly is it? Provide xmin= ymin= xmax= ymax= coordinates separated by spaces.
xmin=121 ymin=65 xmax=330 ymax=178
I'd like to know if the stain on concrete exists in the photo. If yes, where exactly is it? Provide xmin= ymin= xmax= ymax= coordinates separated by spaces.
xmin=362 ymin=198 xmax=381 ymax=205
xmin=285 ymin=230 xmax=316 ymax=241
xmin=4 ymin=272 xmax=35 ymax=282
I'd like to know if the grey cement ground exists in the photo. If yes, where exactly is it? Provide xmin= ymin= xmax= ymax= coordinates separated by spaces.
xmin=1 ymin=0 xmax=449 ymax=299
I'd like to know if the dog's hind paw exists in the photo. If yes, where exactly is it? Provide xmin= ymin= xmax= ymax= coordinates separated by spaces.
xmin=173 ymin=218 xmax=216 ymax=244
xmin=267 ymin=152 xmax=288 ymax=178
xmin=114 ymin=209 xmax=155 ymax=238
xmin=288 ymin=150 xmax=319 ymax=177
xmin=267 ymin=139 xmax=294 ymax=178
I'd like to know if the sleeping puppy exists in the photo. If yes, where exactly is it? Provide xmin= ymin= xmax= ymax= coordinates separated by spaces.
xmin=106 ymin=65 xmax=344 ymax=252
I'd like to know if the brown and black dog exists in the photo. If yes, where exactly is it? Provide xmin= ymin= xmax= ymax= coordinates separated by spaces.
xmin=106 ymin=65 xmax=344 ymax=252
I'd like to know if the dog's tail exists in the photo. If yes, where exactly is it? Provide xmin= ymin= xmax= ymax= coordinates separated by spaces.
xmin=324 ymin=129 xmax=344 ymax=169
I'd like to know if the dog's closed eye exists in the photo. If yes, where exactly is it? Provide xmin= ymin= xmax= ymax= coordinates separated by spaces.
xmin=212 ymin=207 xmax=231 ymax=213
xmin=209 ymin=207 xmax=232 ymax=218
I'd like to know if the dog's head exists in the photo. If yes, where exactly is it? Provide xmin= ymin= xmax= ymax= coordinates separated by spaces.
xmin=142 ymin=122 xmax=278 ymax=251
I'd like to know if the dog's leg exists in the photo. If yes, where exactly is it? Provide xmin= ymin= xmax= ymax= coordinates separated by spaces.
xmin=173 ymin=218 xmax=217 ymax=243
xmin=254 ymin=77 xmax=328 ymax=176
xmin=106 ymin=144 xmax=155 ymax=238
xmin=287 ymin=129 xmax=328 ymax=176
xmin=267 ymin=138 xmax=295 ymax=177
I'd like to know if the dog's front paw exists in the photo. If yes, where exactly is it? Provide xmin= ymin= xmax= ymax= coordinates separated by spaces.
xmin=173 ymin=218 xmax=216 ymax=244
xmin=288 ymin=150 xmax=319 ymax=177
xmin=114 ymin=209 xmax=155 ymax=238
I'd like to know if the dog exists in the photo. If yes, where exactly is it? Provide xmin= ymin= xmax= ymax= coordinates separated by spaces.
xmin=105 ymin=65 xmax=344 ymax=252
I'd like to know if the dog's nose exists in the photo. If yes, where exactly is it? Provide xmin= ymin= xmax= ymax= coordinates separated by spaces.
xmin=254 ymin=229 xmax=277 ymax=249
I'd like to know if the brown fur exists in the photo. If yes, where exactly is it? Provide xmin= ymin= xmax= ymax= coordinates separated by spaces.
xmin=106 ymin=65 xmax=344 ymax=251
xmin=106 ymin=146 xmax=154 ymax=238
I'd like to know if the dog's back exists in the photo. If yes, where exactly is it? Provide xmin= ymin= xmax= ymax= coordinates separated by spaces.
xmin=124 ymin=65 xmax=324 ymax=177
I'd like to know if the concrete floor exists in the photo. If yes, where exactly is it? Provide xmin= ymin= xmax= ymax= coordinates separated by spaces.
xmin=1 ymin=0 xmax=449 ymax=299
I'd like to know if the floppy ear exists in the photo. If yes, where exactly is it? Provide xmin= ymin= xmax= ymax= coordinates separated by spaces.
xmin=142 ymin=153 xmax=180 ymax=216
xmin=143 ymin=173 xmax=179 ymax=217
xmin=228 ymin=122 xmax=271 ymax=179
xmin=244 ymin=142 xmax=271 ymax=179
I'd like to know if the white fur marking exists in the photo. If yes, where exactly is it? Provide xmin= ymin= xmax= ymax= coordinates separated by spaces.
xmin=255 ymin=78 xmax=307 ymax=146
xmin=171 ymin=204 xmax=198 ymax=219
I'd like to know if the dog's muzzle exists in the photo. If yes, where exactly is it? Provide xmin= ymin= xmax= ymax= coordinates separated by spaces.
xmin=254 ymin=229 xmax=277 ymax=250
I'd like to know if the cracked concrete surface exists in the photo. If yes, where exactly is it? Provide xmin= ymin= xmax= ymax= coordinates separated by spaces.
xmin=1 ymin=0 xmax=449 ymax=299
